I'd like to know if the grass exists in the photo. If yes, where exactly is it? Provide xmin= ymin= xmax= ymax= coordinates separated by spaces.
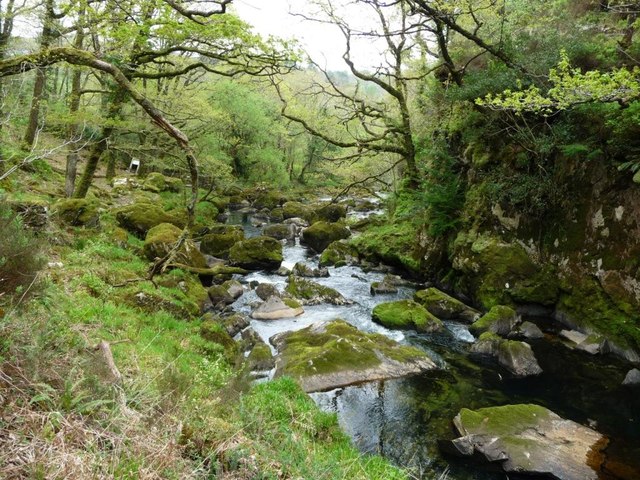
xmin=0 ymin=169 xmax=410 ymax=479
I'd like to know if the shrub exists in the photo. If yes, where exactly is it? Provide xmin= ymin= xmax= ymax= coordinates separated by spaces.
xmin=0 ymin=202 xmax=45 ymax=303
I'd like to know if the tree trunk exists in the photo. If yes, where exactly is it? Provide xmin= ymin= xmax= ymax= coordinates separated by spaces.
xmin=23 ymin=0 xmax=56 ymax=149
xmin=73 ymin=88 xmax=127 ymax=198
xmin=64 ymin=15 xmax=85 ymax=197
xmin=105 ymin=150 xmax=116 ymax=182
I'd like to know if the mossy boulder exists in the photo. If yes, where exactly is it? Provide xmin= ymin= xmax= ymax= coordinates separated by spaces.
xmin=253 ymin=190 xmax=284 ymax=210
xmin=301 ymin=221 xmax=350 ymax=253
xmin=449 ymin=404 xmax=605 ymax=479
xmin=201 ymin=312 xmax=249 ymax=337
xmin=283 ymin=201 xmax=313 ymax=221
xmin=291 ymin=262 xmax=329 ymax=278
xmin=451 ymin=233 xmax=542 ymax=308
xmin=350 ymin=221 xmax=424 ymax=276
xmin=53 ymin=198 xmax=100 ymax=227
xmin=142 ymin=172 xmax=183 ymax=193
xmin=141 ymin=223 xmax=207 ymax=270
xmin=319 ymin=240 xmax=359 ymax=267
xmin=470 ymin=305 xmax=519 ymax=337
xmin=372 ymin=300 xmax=443 ymax=333
xmin=270 ymin=319 xmax=437 ymax=392
xmin=143 ymin=223 xmax=182 ymax=260
xmin=199 ymin=321 xmax=238 ymax=359
xmin=315 ymin=203 xmax=347 ymax=223
xmin=228 ymin=236 xmax=283 ymax=271
xmin=263 ymin=223 xmax=296 ymax=241
xmin=256 ymin=283 xmax=280 ymax=300
xmin=200 ymin=229 xmax=244 ymax=258
xmin=247 ymin=342 xmax=275 ymax=371
xmin=414 ymin=288 xmax=480 ymax=323
xmin=285 ymin=276 xmax=350 ymax=305
xmin=471 ymin=333 xmax=542 ymax=377
xmin=115 ymin=202 xmax=184 ymax=238
xmin=207 ymin=284 xmax=235 ymax=306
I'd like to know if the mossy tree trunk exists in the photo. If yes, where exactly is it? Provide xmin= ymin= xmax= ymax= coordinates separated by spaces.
xmin=73 ymin=87 xmax=127 ymax=198
xmin=23 ymin=0 xmax=57 ymax=149
xmin=64 ymin=10 xmax=85 ymax=197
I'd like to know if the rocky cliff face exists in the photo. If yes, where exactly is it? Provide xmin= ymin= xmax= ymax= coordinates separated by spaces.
xmin=447 ymin=153 xmax=640 ymax=360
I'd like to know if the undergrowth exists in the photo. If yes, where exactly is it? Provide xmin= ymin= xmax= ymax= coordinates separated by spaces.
xmin=0 ymin=172 xmax=409 ymax=479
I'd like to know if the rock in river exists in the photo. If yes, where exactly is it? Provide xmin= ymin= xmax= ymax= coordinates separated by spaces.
xmin=228 ymin=235 xmax=283 ymax=271
xmin=250 ymin=296 xmax=304 ymax=320
xmin=372 ymin=300 xmax=443 ymax=333
xmin=270 ymin=320 xmax=437 ymax=392
xmin=445 ymin=404 xmax=606 ymax=480
xmin=414 ymin=287 xmax=480 ymax=323
xmin=471 ymin=332 xmax=542 ymax=377
xmin=469 ymin=305 xmax=519 ymax=337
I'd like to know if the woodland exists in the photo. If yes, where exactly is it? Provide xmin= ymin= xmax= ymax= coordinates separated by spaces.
xmin=1 ymin=0 xmax=639 ymax=479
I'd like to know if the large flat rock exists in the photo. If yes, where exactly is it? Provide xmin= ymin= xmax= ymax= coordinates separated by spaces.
xmin=448 ymin=404 xmax=606 ymax=480
xmin=270 ymin=320 xmax=437 ymax=392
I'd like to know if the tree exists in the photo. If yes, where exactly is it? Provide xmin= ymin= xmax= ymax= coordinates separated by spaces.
xmin=272 ymin=0 xmax=439 ymax=188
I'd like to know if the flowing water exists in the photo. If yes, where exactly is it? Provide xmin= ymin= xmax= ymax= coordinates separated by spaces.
xmin=227 ymin=209 xmax=640 ymax=479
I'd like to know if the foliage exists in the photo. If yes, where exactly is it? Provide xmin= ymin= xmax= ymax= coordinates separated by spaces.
xmin=0 ymin=202 xmax=45 ymax=303
xmin=477 ymin=51 xmax=640 ymax=115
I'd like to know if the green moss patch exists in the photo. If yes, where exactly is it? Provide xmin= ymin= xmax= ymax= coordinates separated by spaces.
xmin=228 ymin=236 xmax=283 ymax=271
xmin=372 ymin=300 xmax=443 ymax=333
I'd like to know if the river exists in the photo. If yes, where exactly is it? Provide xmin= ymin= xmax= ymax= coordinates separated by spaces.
xmin=226 ymin=208 xmax=640 ymax=480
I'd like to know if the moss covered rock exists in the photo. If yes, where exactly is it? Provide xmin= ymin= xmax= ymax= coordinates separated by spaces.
xmin=451 ymin=233 xmax=544 ymax=308
xmin=301 ymin=221 xmax=350 ymax=253
xmin=414 ymin=287 xmax=480 ymax=323
xmin=200 ymin=229 xmax=244 ymax=258
xmin=228 ymin=236 xmax=283 ymax=271
xmin=283 ymin=201 xmax=313 ymax=221
xmin=115 ymin=202 xmax=184 ymax=238
xmin=53 ymin=198 xmax=100 ymax=227
xmin=270 ymin=319 xmax=437 ymax=392
xmin=291 ymin=262 xmax=329 ymax=278
xmin=470 ymin=332 xmax=542 ymax=377
xmin=372 ymin=300 xmax=443 ymax=333
xmin=315 ymin=203 xmax=347 ymax=223
xmin=201 ymin=312 xmax=249 ymax=337
xmin=285 ymin=276 xmax=350 ymax=305
xmin=247 ymin=342 xmax=275 ymax=371
xmin=350 ymin=221 xmax=424 ymax=276
xmin=263 ymin=223 xmax=296 ymax=241
xmin=449 ymin=404 xmax=605 ymax=479
xmin=142 ymin=172 xmax=183 ymax=193
xmin=470 ymin=305 xmax=519 ymax=337
xmin=319 ymin=240 xmax=359 ymax=267
xmin=142 ymin=223 xmax=207 ymax=271
xmin=143 ymin=223 xmax=182 ymax=260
